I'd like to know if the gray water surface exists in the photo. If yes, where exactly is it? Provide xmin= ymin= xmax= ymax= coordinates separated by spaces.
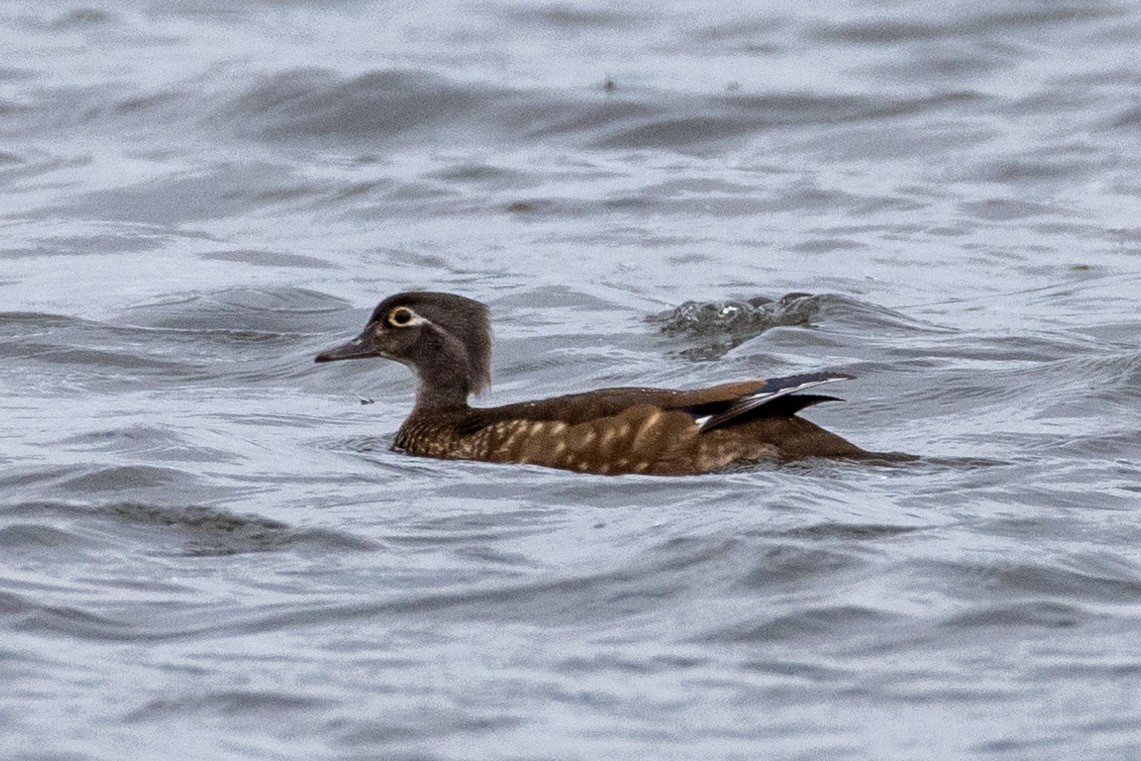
xmin=2 ymin=1 xmax=1140 ymax=759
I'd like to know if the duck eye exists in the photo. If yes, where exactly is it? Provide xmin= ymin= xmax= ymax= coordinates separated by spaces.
xmin=389 ymin=307 xmax=414 ymax=327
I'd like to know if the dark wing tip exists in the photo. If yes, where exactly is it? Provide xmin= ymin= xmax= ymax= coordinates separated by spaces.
xmin=762 ymin=371 xmax=854 ymax=392
xmin=698 ymin=373 xmax=854 ymax=433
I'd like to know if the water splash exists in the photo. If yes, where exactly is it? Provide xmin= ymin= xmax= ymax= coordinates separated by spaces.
xmin=648 ymin=293 xmax=823 ymax=359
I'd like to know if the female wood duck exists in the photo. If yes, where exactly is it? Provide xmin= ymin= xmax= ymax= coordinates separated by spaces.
xmin=315 ymin=291 xmax=876 ymax=475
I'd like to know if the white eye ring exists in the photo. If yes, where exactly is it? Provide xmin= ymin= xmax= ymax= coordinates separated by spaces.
xmin=388 ymin=307 xmax=423 ymax=327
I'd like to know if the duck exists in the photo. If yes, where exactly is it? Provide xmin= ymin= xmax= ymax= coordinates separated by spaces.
xmin=314 ymin=291 xmax=877 ymax=475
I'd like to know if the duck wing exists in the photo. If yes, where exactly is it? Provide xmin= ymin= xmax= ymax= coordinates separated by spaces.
xmin=690 ymin=372 xmax=851 ymax=432
xmin=460 ymin=373 xmax=850 ymax=434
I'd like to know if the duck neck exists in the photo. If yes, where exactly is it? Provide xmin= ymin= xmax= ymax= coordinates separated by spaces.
xmin=408 ymin=329 xmax=473 ymax=413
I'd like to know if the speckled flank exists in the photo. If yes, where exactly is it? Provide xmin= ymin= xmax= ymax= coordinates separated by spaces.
xmin=392 ymin=395 xmax=864 ymax=476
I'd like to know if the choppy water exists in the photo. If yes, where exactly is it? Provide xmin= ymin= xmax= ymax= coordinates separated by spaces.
xmin=2 ymin=1 xmax=1140 ymax=758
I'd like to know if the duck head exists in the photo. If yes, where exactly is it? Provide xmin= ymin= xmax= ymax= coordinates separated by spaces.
xmin=315 ymin=291 xmax=491 ymax=409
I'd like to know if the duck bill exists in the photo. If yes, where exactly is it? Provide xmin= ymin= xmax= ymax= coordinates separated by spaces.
xmin=314 ymin=330 xmax=377 ymax=363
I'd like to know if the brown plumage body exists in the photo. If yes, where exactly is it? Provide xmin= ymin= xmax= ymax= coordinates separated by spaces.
xmin=316 ymin=292 xmax=874 ymax=476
